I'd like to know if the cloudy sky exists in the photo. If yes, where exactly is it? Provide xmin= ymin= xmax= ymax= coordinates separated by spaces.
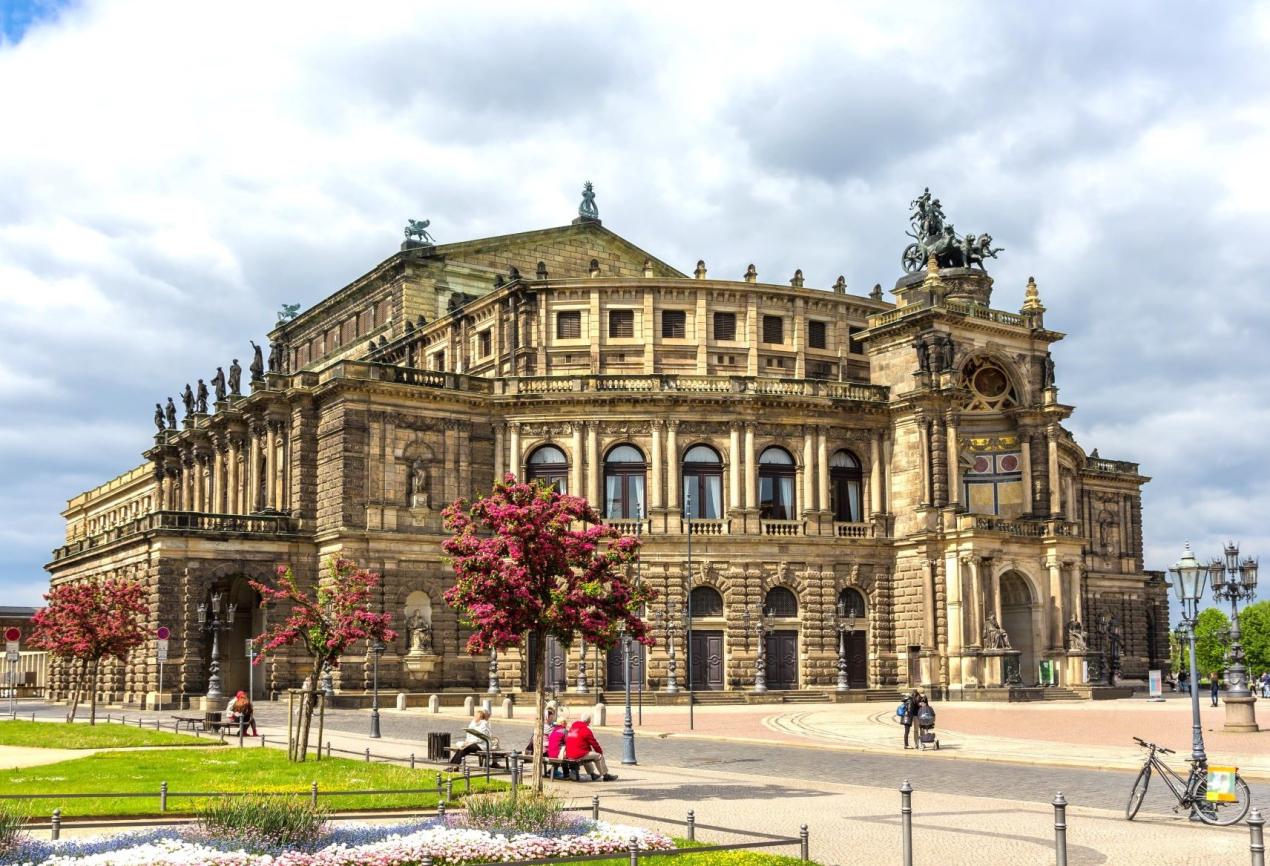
xmin=2 ymin=1 xmax=1268 ymax=613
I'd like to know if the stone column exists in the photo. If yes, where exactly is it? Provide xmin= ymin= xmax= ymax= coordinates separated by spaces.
xmin=571 ymin=424 xmax=584 ymax=498
xmin=743 ymin=423 xmax=756 ymax=509
xmin=922 ymin=559 xmax=938 ymax=677
xmin=1048 ymin=558 xmax=1064 ymax=650
xmin=1020 ymin=431 xmax=1034 ymax=516
xmin=965 ymin=556 xmax=982 ymax=644
xmin=728 ymin=423 xmax=741 ymax=513
xmin=946 ymin=411 xmax=960 ymax=507
xmin=1047 ymin=424 xmax=1061 ymax=517
xmin=493 ymin=422 xmax=505 ymax=482
xmin=930 ymin=415 xmax=947 ymax=507
xmin=181 ymin=452 xmax=194 ymax=510
xmin=444 ymin=421 xmax=458 ymax=505
xmin=271 ymin=419 xmax=288 ymax=511
xmin=666 ymin=420 xmax=679 ymax=514
xmin=264 ymin=421 xmax=278 ymax=510
xmin=586 ymin=421 xmax=600 ymax=507
xmin=916 ymin=413 xmax=931 ymax=507
xmin=946 ymin=553 xmax=963 ymax=654
xmin=650 ymin=421 xmax=663 ymax=511
xmin=508 ymin=422 xmax=521 ymax=480
xmin=869 ymin=432 xmax=883 ymax=515
xmin=227 ymin=435 xmax=241 ymax=514
xmin=193 ymin=450 xmax=207 ymax=512
xmin=458 ymin=421 xmax=471 ymax=503
xmin=801 ymin=427 xmax=815 ymax=514
xmin=989 ymin=559 xmax=1002 ymax=625
xmin=248 ymin=423 xmax=262 ymax=512
xmin=1069 ymin=561 xmax=1083 ymax=622
xmin=816 ymin=427 xmax=829 ymax=515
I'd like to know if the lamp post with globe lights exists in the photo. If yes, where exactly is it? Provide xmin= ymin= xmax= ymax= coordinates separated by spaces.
xmin=834 ymin=600 xmax=858 ymax=692
xmin=1169 ymin=544 xmax=1212 ymax=766
xmin=196 ymin=592 xmax=236 ymax=703
xmin=1210 ymin=542 xmax=1259 ymax=732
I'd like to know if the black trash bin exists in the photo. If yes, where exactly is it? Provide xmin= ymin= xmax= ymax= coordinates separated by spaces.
xmin=427 ymin=732 xmax=451 ymax=761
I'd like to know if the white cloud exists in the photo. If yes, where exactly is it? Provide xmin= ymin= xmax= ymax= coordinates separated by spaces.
xmin=1 ymin=1 xmax=1269 ymax=606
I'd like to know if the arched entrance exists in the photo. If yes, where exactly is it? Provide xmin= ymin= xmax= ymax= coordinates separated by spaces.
xmin=1000 ymin=571 xmax=1038 ymax=685
xmin=218 ymin=577 xmax=264 ymax=701
xmin=837 ymin=587 xmax=868 ymax=687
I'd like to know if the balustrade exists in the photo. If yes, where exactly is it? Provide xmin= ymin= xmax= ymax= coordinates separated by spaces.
xmin=834 ymin=521 xmax=874 ymax=538
xmin=760 ymin=519 xmax=804 ymax=537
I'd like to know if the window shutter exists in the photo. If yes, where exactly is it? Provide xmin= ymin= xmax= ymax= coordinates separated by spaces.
xmin=557 ymin=311 xmax=581 ymax=339
xmin=713 ymin=312 xmax=737 ymax=341
xmin=808 ymin=320 xmax=827 ymax=349
xmin=762 ymin=315 xmax=784 ymax=344
xmin=609 ymin=310 xmax=634 ymax=338
xmin=662 ymin=310 xmax=686 ymax=339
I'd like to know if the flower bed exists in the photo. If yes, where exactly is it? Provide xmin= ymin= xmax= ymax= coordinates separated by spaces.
xmin=2 ymin=817 xmax=675 ymax=866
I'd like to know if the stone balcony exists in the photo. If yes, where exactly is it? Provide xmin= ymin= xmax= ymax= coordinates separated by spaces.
xmin=500 ymin=373 xmax=889 ymax=402
xmin=955 ymin=513 xmax=1081 ymax=539
xmin=52 ymin=510 xmax=303 ymax=562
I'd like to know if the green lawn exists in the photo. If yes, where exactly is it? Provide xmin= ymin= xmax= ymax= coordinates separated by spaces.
xmin=0 ymin=720 xmax=212 ymax=749
xmin=2 ymin=748 xmax=501 ymax=818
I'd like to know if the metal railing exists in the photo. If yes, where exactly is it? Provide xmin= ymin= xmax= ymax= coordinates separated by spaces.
xmin=53 ymin=510 xmax=301 ymax=560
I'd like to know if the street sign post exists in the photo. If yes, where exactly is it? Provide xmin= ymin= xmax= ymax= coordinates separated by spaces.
xmin=246 ymin=639 xmax=256 ymax=702
xmin=155 ymin=627 xmax=170 ymax=710
xmin=4 ymin=627 xmax=18 ymax=715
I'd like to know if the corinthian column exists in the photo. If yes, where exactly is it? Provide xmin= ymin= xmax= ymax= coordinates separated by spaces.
xmin=493 ymin=422 xmax=505 ymax=483
xmin=508 ymin=422 xmax=521 ymax=480
xmin=869 ymin=432 xmax=883 ymax=515
xmin=743 ymin=423 xmax=756 ymax=509
xmin=264 ymin=421 xmax=278 ymax=510
xmin=728 ymin=423 xmax=741 ymax=513
xmin=816 ymin=427 xmax=829 ymax=514
xmin=571 ymin=423 xmax=583 ymax=497
xmin=801 ymin=427 xmax=814 ymax=514
xmin=650 ymin=421 xmax=664 ymax=511
xmin=586 ymin=421 xmax=600 ymax=507
xmin=1047 ymin=424 xmax=1061 ymax=517
xmin=227 ymin=435 xmax=242 ymax=514
xmin=666 ymin=420 xmax=679 ymax=513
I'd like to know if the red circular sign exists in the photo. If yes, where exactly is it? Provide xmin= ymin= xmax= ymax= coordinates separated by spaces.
xmin=3 ymin=627 xmax=20 ymax=642
xmin=156 ymin=627 xmax=171 ymax=640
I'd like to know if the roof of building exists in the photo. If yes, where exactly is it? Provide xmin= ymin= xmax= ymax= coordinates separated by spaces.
xmin=0 ymin=606 xmax=37 ymax=617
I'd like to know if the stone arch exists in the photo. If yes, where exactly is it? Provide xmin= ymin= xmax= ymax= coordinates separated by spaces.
xmin=957 ymin=352 xmax=1026 ymax=412
xmin=765 ymin=585 xmax=798 ymax=618
xmin=996 ymin=568 xmax=1042 ymax=685
xmin=689 ymin=585 xmax=724 ymax=617
xmin=403 ymin=590 xmax=434 ymax=655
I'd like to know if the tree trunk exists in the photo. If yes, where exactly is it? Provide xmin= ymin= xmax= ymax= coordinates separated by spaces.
xmin=89 ymin=658 xmax=100 ymax=725
xmin=295 ymin=657 xmax=323 ymax=762
xmin=65 ymin=658 xmax=84 ymax=723
xmin=532 ymin=629 xmax=547 ymax=793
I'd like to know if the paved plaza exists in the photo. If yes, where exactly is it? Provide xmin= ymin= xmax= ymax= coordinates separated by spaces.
xmin=7 ymin=694 xmax=1269 ymax=864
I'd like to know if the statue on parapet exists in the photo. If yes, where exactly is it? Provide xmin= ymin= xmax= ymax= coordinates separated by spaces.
xmin=268 ymin=340 xmax=283 ymax=374
xmin=153 ymin=403 xmax=166 ymax=433
xmin=578 ymin=181 xmax=600 ymax=221
xmin=277 ymin=303 xmax=301 ymax=325
xmin=180 ymin=384 xmax=194 ymax=419
xmin=228 ymin=359 xmax=242 ymax=396
xmin=249 ymin=341 xmax=265 ymax=381
xmin=165 ymin=398 xmax=177 ymax=429
xmin=403 ymin=219 xmax=435 ymax=246
xmin=195 ymin=379 xmax=209 ymax=414
xmin=983 ymin=613 xmax=1012 ymax=649
xmin=1042 ymin=352 xmax=1056 ymax=389
xmin=902 ymin=189 xmax=1001 ymax=274
xmin=211 ymin=367 xmax=227 ymax=403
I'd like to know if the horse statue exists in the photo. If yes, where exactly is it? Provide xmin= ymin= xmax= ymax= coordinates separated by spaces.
xmin=964 ymin=233 xmax=1003 ymax=270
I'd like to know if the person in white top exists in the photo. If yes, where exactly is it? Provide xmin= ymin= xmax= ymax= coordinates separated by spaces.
xmin=447 ymin=708 xmax=494 ymax=768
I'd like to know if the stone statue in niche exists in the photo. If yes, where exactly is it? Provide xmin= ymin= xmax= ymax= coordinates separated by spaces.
xmin=913 ymin=335 xmax=931 ymax=372
xmin=407 ymin=458 xmax=430 ymax=508
xmin=1042 ymin=352 xmax=1056 ymax=389
xmin=983 ymin=613 xmax=1012 ymax=649
xmin=1066 ymin=617 xmax=1087 ymax=652
xmin=406 ymin=609 xmax=433 ymax=655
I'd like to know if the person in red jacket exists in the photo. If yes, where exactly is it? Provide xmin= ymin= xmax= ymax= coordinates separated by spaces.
xmin=564 ymin=712 xmax=617 ymax=781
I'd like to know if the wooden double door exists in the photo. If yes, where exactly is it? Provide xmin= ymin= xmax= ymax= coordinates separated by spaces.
xmin=526 ymin=634 xmax=567 ymax=693
xmin=689 ymin=630 xmax=725 ymax=690
xmin=605 ymin=641 xmax=646 ymax=690
xmin=841 ymin=630 xmax=867 ymax=687
xmin=765 ymin=630 xmax=799 ymax=690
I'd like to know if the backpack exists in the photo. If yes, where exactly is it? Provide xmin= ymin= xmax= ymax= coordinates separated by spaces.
xmin=896 ymin=702 xmax=907 ymax=720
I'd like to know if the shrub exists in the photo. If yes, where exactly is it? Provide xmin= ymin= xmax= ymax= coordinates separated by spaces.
xmin=457 ymin=790 xmax=581 ymax=835
xmin=0 ymin=802 xmax=28 ymax=856
xmin=196 ymin=795 xmax=327 ymax=853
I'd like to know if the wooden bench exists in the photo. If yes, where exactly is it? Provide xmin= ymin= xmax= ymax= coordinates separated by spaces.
xmin=171 ymin=714 xmax=245 ymax=734
xmin=543 ymin=757 xmax=587 ymax=781
xmin=441 ymin=744 xmax=510 ymax=768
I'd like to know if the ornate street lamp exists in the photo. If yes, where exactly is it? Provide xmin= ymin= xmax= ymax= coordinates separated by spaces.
xmin=196 ymin=591 xmax=236 ymax=703
xmin=620 ymin=514 xmax=642 ymax=766
xmin=655 ymin=600 xmax=682 ymax=694
xmin=1210 ymin=542 xmax=1259 ymax=732
xmin=1169 ymin=543 xmax=1214 ymax=766
xmin=743 ymin=603 xmax=775 ymax=693
xmin=834 ymin=600 xmax=858 ymax=693
xmin=575 ymin=640 xmax=589 ymax=693
xmin=487 ymin=648 xmax=501 ymax=696
xmin=369 ymin=581 xmax=385 ymax=739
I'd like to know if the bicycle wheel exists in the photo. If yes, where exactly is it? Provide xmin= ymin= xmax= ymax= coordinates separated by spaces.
xmin=1126 ymin=764 xmax=1151 ymax=820
xmin=1192 ymin=774 xmax=1252 ymax=826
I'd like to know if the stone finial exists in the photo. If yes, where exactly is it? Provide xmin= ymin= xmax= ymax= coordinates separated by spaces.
xmin=832 ymin=275 xmax=847 ymax=294
xmin=744 ymin=264 xmax=758 ymax=283
xmin=536 ymin=260 xmax=548 ymax=279
xmin=694 ymin=260 xmax=707 ymax=280
xmin=870 ymin=283 xmax=883 ymax=301
xmin=577 ymin=181 xmax=600 ymax=222
xmin=588 ymin=258 xmax=601 ymax=277
xmin=1022 ymin=275 xmax=1044 ymax=311
xmin=790 ymin=269 xmax=804 ymax=288
xmin=926 ymin=253 xmax=940 ymax=275
xmin=643 ymin=258 xmax=654 ymax=278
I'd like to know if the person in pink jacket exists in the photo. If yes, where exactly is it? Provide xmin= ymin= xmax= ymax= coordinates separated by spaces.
xmin=564 ymin=712 xmax=617 ymax=781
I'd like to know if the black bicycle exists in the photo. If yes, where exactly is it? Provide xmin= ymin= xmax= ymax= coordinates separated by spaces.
xmin=1125 ymin=737 xmax=1251 ymax=825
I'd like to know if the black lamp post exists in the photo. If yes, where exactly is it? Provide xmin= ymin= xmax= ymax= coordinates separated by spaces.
xmin=744 ymin=603 xmax=774 ymax=693
xmin=1169 ymin=544 xmax=1212 ymax=766
xmin=369 ymin=581 xmax=385 ymax=739
xmin=655 ymin=601 xmax=682 ymax=694
xmin=835 ymin=600 xmax=858 ymax=693
xmin=1210 ymin=541 xmax=1259 ymax=732
xmin=197 ymin=591 xmax=236 ymax=702
xmin=487 ymin=648 xmax=501 ymax=695
xmin=621 ymin=514 xmax=641 ymax=765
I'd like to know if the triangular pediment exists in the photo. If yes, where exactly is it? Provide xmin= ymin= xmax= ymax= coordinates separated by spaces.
xmin=430 ymin=221 xmax=684 ymax=279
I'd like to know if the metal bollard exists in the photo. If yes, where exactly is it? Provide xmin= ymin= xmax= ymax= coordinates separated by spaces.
xmin=435 ymin=771 xmax=442 ymax=793
xmin=154 ymin=719 xmax=160 ymax=731
xmin=437 ymin=801 xmax=446 ymax=819
xmin=410 ymin=753 xmax=416 ymax=770
xmin=464 ymin=765 xmax=471 ymax=794
xmin=446 ymin=778 xmax=454 ymax=801
xmin=1053 ymin=792 xmax=1068 ymax=866
xmin=160 ymin=781 xmax=168 ymax=812
xmin=686 ymin=809 xmax=695 ymax=841
xmin=50 ymin=809 xmax=61 ymax=841
xmin=326 ymin=741 xmax=332 ymax=759
xmin=900 ymin=780 xmax=913 ymax=866
xmin=138 ymin=716 xmax=143 ymax=728
xmin=800 ymin=825 xmax=809 ymax=862
xmin=1251 ymin=809 xmax=1267 ymax=866
xmin=261 ymin=735 xmax=266 ymax=748
xmin=628 ymin=836 xmax=639 ymax=866
xmin=310 ymin=781 xmax=318 ymax=807
xmin=592 ymin=795 xmax=600 ymax=821
xmin=421 ymin=858 xmax=432 ymax=866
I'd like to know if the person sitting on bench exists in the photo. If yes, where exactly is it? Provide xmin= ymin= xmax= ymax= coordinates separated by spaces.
xmin=447 ymin=708 xmax=495 ymax=768
xmin=564 ymin=711 xmax=617 ymax=782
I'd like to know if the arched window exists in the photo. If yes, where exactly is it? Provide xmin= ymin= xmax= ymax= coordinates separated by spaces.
xmin=603 ymin=444 xmax=646 ymax=519
xmin=758 ymin=446 xmax=796 ymax=520
xmin=682 ymin=444 xmax=723 ymax=519
xmin=829 ymin=450 xmax=863 ymax=522
xmin=765 ymin=586 xmax=798 ymax=618
xmin=525 ymin=445 xmax=569 ymax=493
xmin=958 ymin=357 xmax=1018 ymax=412
xmin=837 ymin=587 xmax=866 ymax=619
xmin=690 ymin=586 xmax=724 ymax=617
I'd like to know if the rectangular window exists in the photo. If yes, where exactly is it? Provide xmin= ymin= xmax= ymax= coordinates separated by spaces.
xmin=848 ymin=326 xmax=865 ymax=355
xmin=376 ymin=298 xmax=392 ymax=325
xmin=342 ymin=318 xmax=356 ymax=344
xmin=808 ymin=361 xmax=834 ymax=380
xmin=433 ymin=351 xmax=446 ymax=372
xmin=808 ymin=320 xmax=827 ymax=349
xmin=713 ymin=311 xmax=737 ymax=341
xmin=762 ymin=315 xmax=784 ymax=344
xmin=327 ymin=327 xmax=340 ymax=349
xmin=609 ymin=309 xmax=634 ymax=338
xmin=478 ymin=330 xmax=492 ymax=357
xmin=556 ymin=310 xmax=581 ymax=339
xmin=662 ymin=310 xmax=687 ymax=339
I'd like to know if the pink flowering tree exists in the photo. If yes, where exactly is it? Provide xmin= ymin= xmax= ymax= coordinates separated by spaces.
xmin=250 ymin=557 xmax=396 ymax=762
xmin=442 ymin=475 xmax=656 ymax=791
xmin=29 ymin=578 xmax=148 ymax=725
